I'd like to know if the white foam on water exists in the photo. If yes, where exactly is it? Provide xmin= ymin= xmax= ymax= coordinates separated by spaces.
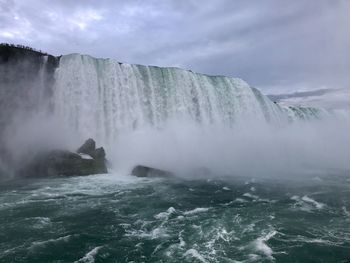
xmin=289 ymin=235 xmax=342 ymax=246
xmin=126 ymin=225 xmax=169 ymax=240
xmin=301 ymin=195 xmax=325 ymax=209
xmin=242 ymin=223 xmax=255 ymax=234
xmin=119 ymin=223 xmax=131 ymax=229
xmin=209 ymin=227 xmax=238 ymax=247
xmin=342 ymin=206 xmax=350 ymax=217
xmin=74 ymin=246 xmax=102 ymax=263
xmin=306 ymin=239 xmax=333 ymax=244
xmin=291 ymin=195 xmax=314 ymax=212
xmin=243 ymin=193 xmax=259 ymax=200
xmin=247 ymin=254 xmax=260 ymax=261
xmin=183 ymin=207 xmax=210 ymax=215
xmin=253 ymin=230 xmax=277 ymax=259
xmin=148 ymin=227 xmax=169 ymax=239
xmin=233 ymin=198 xmax=248 ymax=203
xmin=22 ymin=172 xmax=157 ymax=203
xmin=191 ymin=224 xmax=204 ymax=236
xmin=32 ymin=217 xmax=51 ymax=228
xmin=154 ymin=207 xmax=176 ymax=220
xmin=29 ymin=235 xmax=73 ymax=250
xmin=151 ymin=243 xmax=163 ymax=256
xmin=223 ymin=187 xmax=230 ymax=191
xmin=178 ymin=230 xmax=186 ymax=248
xmin=184 ymin=248 xmax=208 ymax=263
xmin=290 ymin=195 xmax=299 ymax=201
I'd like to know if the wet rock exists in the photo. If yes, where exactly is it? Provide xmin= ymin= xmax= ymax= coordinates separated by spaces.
xmin=21 ymin=139 xmax=108 ymax=177
xmin=77 ymin=138 xmax=96 ymax=156
xmin=90 ymin=147 xmax=106 ymax=160
xmin=77 ymin=139 xmax=106 ymax=162
xmin=131 ymin=165 xmax=174 ymax=178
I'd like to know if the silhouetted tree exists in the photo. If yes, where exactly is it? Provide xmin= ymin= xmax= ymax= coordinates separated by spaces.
xmin=0 ymin=43 xmax=48 ymax=56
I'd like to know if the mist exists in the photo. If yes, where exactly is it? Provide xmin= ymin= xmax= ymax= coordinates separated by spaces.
xmin=1 ymin=50 xmax=350 ymax=181
xmin=3 ymin=99 xmax=350 ymax=180
xmin=0 ymin=46 xmax=59 ymax=177
xmin=109 ymin=117 xmax=350 ymax=179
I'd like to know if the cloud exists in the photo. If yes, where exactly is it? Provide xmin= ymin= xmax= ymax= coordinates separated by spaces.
xmin=0 ymin=0 xmax=349 ymax=93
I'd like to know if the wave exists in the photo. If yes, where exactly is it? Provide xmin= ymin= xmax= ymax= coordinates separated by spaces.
xmin=74 ymin=246 xmax=102 ymax=263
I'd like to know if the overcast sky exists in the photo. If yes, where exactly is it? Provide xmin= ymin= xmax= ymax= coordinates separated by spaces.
xmin=0 ymin=0 xmax=349 ymax=93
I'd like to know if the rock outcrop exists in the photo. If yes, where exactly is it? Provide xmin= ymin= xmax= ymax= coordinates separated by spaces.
xmin=0 ymin=44 xmax=60 ymax=172
xmin=21 ymin=139 xmax=107 ymax=177
xmin=77 ymin=138 xmax=96 ymax=155
xmin=131 ymin=165 xmax=174 ymax=178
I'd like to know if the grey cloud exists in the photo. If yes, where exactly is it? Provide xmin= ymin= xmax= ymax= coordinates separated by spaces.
xmin=0 ymin=0 xmax=349 ymax=93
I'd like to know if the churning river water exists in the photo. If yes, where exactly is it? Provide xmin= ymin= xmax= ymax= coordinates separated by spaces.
xmin=1 ymin=173 xmax=350 ymax=263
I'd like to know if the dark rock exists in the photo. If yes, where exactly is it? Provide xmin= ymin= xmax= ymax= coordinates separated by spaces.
xmin=90 ymin=147 xmax=106 ymax=160
xmin=21 ymin=139 xmax=108 ymax=177
xmin=131 ymin=165 xmax=174 ymax=178
xmin=77 ymin=138 xmax=96 ymax=155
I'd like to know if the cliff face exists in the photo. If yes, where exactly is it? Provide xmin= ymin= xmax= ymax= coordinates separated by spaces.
xmin=0 ymin=44 xmax=60 ymax=171
xmin=0 ymin=44 xmax=59 ymax=119
xmin=0 ymin=44 xmax=58 ymax=64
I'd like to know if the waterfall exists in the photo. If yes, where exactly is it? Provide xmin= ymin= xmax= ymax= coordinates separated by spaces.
xmin=0 ymin=49 xmax=342 ymax=176
xmin=38 ymin=55 xmax=49 ymax=105
xmin=54 ymin=54 xmax=303 ymax=144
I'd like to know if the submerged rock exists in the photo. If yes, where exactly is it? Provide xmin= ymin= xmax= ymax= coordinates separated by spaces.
xmin=21 ymin=139 xmax=107 ymax=177
xmin=131 ymin=165 xmax=174 ymax=178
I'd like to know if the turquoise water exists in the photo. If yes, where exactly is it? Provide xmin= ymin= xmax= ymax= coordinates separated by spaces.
xmin=1 ymin=173 xmax=350 ymax=262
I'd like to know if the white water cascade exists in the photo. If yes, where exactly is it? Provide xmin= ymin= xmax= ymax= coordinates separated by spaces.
xmin=53 ymin=54 xmax=323 ymax=145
